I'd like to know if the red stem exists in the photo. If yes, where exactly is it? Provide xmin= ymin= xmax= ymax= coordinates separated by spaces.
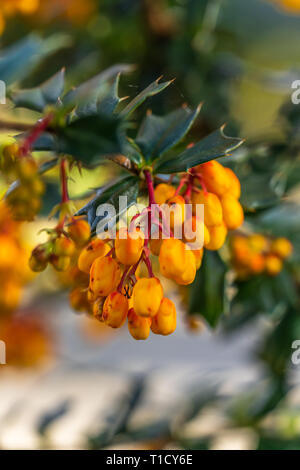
xmin=19 ymin=113 xmax=53 ymax=157
xmin=60 ymin=158 xmax=69 ymax=203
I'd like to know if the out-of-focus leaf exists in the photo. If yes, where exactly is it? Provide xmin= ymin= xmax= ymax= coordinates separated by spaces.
xmin=77 ymin=175 xmax=139 ymax=233
xmin=240 ymin=171 xmax=286 ymax=210
xmin=135 ymin=104 xmax=202 ymax=162
xmin=56 ymin=114 xmax=122 ymax=165
xmin=12 ymin=69 xmax=65 ymax=112
xmin=259 ymin=307 xmax=300 ymax=377
xmin=154 ymin=126 xmax=244 ymax=174
xmin=63 ymin=64 xmax=133 ymax=111
xmin=189 ymin=251 xmax=228 ymax=328
xmin=0 ymin=34 xmax=69 ymax=85
xmin=120 ymin=77 xmax=174 ymax=118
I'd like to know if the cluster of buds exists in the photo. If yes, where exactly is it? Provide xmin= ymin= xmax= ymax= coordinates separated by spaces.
xmin=1 ymin=142 xmax=45 ymax=221
xmin=29 ymin=217 xmax=91 ymax=273
xmin=0 ymin=202 xmax=33 ymax=314
xmin=74 ymin=230 xmax=176 ymax=340
xmin=230 ymin=233 xmax=293 ymax=278
xmin=65 ymin=162 xmax=243 ymax=340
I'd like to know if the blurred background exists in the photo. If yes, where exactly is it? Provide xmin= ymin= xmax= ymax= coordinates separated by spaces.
xmin=1 ymin=0 xmax=300 ymax=450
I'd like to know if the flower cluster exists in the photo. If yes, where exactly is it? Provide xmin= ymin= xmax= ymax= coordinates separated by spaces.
xmin=0 ymin=141 xmax=45 ymax=221
xmin=0 ymin=202 xmax=33 ymax=314
xmin=61 ymin=162 xmax=244 ymax=340
xmin=230 ymin=233 xmax=293 ymax=278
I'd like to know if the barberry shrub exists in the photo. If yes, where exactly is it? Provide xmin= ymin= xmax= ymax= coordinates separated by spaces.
xmin=0 ymin=42 xmax=248 ymax=338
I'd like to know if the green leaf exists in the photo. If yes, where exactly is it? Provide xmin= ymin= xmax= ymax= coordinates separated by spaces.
xmin=120 ymin=77 xmax=174 ymax=118
xmin=12 ymin=69 xmax=65 ymax=112
xmin=0 ymin=34 xmax=69 ymax=85
xmin=56 ymin=114 xmax=122 ymax=165
xmin=240 ymin=171 xmax=286 ymax=211
xmin=135 ymin=104 xmax=202 ymax=162
xmin=62 ymin=64 xmax=133 ymax=111
xmin=77 ymin=175 xmax=139 ymax=233
xmin=154 ymin=126 xmax=244 ymax=174
xmin=189 ymin=251 xmax=228 ymax=328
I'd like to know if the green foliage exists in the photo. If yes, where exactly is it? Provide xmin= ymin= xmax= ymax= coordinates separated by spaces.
xmin=154 ymin=126 xmax=244 ymax=174
xmin=189 ymin=251 xmax=228 ymax=329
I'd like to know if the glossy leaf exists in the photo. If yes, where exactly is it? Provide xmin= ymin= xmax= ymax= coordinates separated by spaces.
xmin=154 ymin=126 xmax=244 ymax=174
xmin=12 ymin=69 xmax=65 ymax=112
xmin=189 ymin=250 xmax=228 ymax=328
xmin=56 ymin=114 xmax=122 ymax=165
xmin=63 ymin=64 xmax=133 ymax=111
xmin=120 ymin=77 xmax=174 ymax=118
xmin=77 ymin=175 xmax=139 ymax=233
xmin=135 ymin=104 xmax=202 ymax=162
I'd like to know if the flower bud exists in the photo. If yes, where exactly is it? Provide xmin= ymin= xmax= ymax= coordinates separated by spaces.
xmin=68 ymin=218 xmax=91 ymax=246
xmin=51 ymin=255 xmax=71 ymax=272
xmin=224 ymin=167 xmax=241 ymax=199
xmin=159 ymin=238 xmax=187 ymax=279
xmin=103 ymin=292 xmax=129 ymax=328
xmin=89 ymin=256 xmax=121 ymax=297
xmin=206 ymin=222 xmax=227 ymax=250
xmin=271 ymin=238 xmax=293 ymax=259
xmin=184 ymin=216 xmax=210 ymax=248
xmin=265 ymin=255 xmax=282 ymax=276
xmin=93 ymin=297 xmax=105 ymax=321
xmin=69 ymin=287 xmax=92 ymax=313
xmin=196 ymin=160 xmax=231 ymax=196
xmin=54 ymin=236 xmax=76 ymax=257
xmin=220 ymin=194 xmax=244 ymax=230
xmin=115 ymin=227 xmax=144 ymax=266
xmin=151 ymin=297 xmax=176 ymax=336
xmin=132 ymin=277 xmax=163 ymax=317
xmin=128 ymin=308 xmax=151 ymax=340
xmin=173 ymin=248 xmax=196 ymax=285
xmin=78 ymin=238 xmax=110 ymax=273
xmin=192 ymin=190 xmax=223 ymax=227
xmin=154 ymin=183 xmax=176 ymax=205
xmin=167 ymin=195 xmax=185 ymax=230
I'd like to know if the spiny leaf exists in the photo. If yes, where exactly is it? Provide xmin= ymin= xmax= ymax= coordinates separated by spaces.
xmin=56 ymin=114 xmax=122 ymax=165
xmin=77 ymin=175 xmax=139 ymax=233
xmin=12 ymin=69 xmax=65 ymax=112
xmin=120 ymin=77 xmax=174 ymax=118
xmin=62 ymin=64 xmax=133 ymax=111
xmin=154 ymin=125 xmax=244 ymax=174
xmin=136 ymin=103 xmax=202 ymax=162
xmin=0 ymin=34 xmax=69 ymax=85
xmin=189 ymin=251 xmax=228 ymax=329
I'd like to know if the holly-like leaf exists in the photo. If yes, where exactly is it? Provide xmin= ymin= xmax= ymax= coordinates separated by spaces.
xmin=12 ymin=69 xmax=65 ymax=112
xmin=154 ymin=125 xmax=244 ymax=174
xmin=189 ymin=251 xmax=228 ymax=328
xmin=0 ymin=34 xmax=69 ymax=85
xmin=135 ymin=104 xmax=202 ymax=162
xmin=120 ymin=77 xmax=174 ymax=118
xmin=56 ymin=114 xmax=123 ymax=165
xmin=77 ymin=175 xmax=139 ymax=233
xmin=240 ymin=171 xmax=286 ymax=211
xmin=62 ymin=64 xmax=133 ymax=112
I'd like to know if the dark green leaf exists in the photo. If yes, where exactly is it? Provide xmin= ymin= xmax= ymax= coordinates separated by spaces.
xmin=120 ymin=77 xmax=174 ymax=118
xmin=12 ymin=69 xmax=65 ymax=112
xmin=63 ymin=64 xmax=133 ymax=111
xmin=77 ymin=175 xmax=139 ymax=233
xmin=135 ymin=104 xmax=202 ymax=162
xmin=56 ymin=114 xmax=122 ymax=165
xmin=189 ymin=251 xmax=228 ymax=328
xmin=155 ymin=126 xmax=244 ymax=174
